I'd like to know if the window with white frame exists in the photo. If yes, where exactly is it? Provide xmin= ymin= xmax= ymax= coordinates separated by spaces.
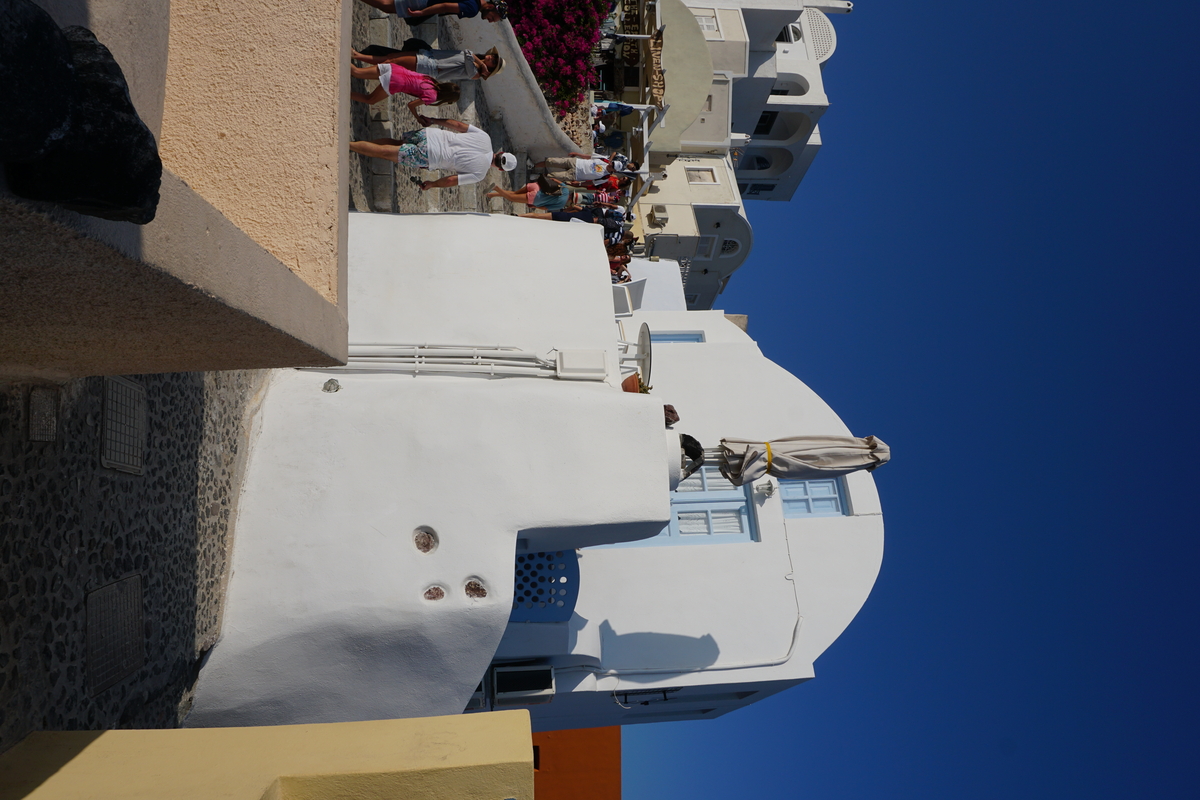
xmin=719 ymin=239 xmax=741 ymax=257
xmin=694 ymin=235 xmax=717 ymax=260
xmin=694 ymin=13 xmax=718 ymax=31
xmin=780 ymin=478 xmax=848 ymax=518
xmin=686 ymin=167 xmax=718 ymax=184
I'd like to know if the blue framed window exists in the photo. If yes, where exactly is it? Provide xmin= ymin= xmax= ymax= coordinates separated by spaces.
xmin=595 ymin=466 xmax=757 ymax=548
xmin=780 ymin=478 xmax=847 ymax=518
xmin=650 ymin=331 xmax=705 ymax=343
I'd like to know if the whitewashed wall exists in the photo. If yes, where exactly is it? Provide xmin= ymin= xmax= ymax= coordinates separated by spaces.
xmin=186 ymin=213 xmax=672 ymax=727
xmin=626 ymin=258 xmax=688 ymax=311
xmin=492 ymin=309 xmax=885 ymax=730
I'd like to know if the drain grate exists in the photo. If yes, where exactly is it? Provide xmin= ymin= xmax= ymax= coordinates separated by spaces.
xmin=28 ymin=387 xmax=58 ymax=442
xmin=86 ymin=575 xmax=145 ymax=695
xmin=101 ymin=377 xmax=146 ymax=474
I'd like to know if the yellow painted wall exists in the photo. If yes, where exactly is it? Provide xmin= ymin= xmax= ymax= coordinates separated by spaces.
xmin=645 ymin=155 xmax=740 ymax=206
xmin=0 ymin=711 xmax=532 ymax=800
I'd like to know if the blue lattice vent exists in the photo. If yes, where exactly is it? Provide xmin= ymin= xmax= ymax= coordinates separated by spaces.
xmin=511 ymin=550 xmax=579 ymax=622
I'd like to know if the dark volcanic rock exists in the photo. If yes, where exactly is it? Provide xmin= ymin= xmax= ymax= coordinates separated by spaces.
xmin=0 ymin=0 xmax=76 ymax=161
xmin=0 ymin=370 xmax=266 ymax=752
xmin=4 ymin=25 xmax=162 ymax=224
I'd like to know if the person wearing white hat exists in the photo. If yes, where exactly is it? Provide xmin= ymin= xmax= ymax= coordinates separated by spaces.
xmin=350 ymin=116 xmax=516 ymax=189
xmin=534 ymin=152 xmax=640 ymax=187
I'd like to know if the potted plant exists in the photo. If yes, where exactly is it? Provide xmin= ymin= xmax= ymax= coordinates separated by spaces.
xmin=621 ymin=374 xmax=652 ymax=393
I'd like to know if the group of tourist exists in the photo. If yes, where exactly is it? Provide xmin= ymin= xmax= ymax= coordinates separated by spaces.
xmin=346 ymin=0 xmax=644 ymax=284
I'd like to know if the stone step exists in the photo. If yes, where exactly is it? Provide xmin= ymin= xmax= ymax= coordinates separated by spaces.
xmin=368 ymin=156 xmax=394 ymax=177
xmin=367 ymin=119 xmax=393 ymax=140
xmin=369 ymin=16 xmax=391 ymax=46
xmin=371 ymin=174 xmax=394 ymax=212
xmin=512 ymin=151 xmax=528 ymax=195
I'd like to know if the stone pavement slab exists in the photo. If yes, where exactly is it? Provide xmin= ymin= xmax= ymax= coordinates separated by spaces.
xmin=349 ymin=9 xmax=517 ymax=216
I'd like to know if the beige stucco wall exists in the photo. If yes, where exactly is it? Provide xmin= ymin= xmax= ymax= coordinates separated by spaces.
xmin=644 ymin=154 xmax=741 ymax=206
xmin=710 ymin=9 xmax=749 ymax=75
xmin=0 ymin=178 xmax=347 ymax=380
xmin=638 ymin=154 xmax=743 ymax=241
xmin=651 ymin=0 xmax=715 ymax=154
xmin=0 ymin=711 xmax=533 ymax=800
xmin=159 ymin=0 xmax=348 ymax=305
xmin=2 ymin=1 xmax=350 ymax=379
xmin=679 ymin=78 xmax=732 ymax=147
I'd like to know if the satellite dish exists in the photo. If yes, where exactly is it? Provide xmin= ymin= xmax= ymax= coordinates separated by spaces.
xmin=636 ymin=322 xmax=652 ymax=385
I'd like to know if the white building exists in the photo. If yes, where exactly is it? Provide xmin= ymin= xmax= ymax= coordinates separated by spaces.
xmin=629 ymin=0 xmax=850 ymax=308
xmin=706 ymin=1 xmax=849 ymax=201
xmin=482 ymin=307 xmax=883 ymax=729
xmin=186 ymin=212 xmax=884 ymax=730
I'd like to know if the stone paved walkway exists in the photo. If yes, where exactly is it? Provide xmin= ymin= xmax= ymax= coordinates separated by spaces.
xmin=0 ymin=371 xmax=265 ymax=753
xmin=349 ymin=8 xmax=518 ymax=216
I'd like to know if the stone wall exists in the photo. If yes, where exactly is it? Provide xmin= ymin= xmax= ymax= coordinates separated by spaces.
xmin=0 ymin=370 xmax=264 ymax=752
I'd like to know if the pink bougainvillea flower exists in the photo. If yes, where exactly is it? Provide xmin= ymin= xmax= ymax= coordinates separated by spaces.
xmin=508 ymin=0 xmax=610 ymax=117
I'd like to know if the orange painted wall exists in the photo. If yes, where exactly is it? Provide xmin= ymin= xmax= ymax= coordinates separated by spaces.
xmin=532 ymin=727 xmax=621 ymax=800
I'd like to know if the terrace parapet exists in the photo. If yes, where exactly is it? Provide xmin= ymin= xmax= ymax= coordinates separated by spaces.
xmin=1 ymin=0 xmax=351 ymax=380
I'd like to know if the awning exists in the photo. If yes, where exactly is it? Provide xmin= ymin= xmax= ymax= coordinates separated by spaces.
xmin=647 ymin=0 xmax=714 ymax=153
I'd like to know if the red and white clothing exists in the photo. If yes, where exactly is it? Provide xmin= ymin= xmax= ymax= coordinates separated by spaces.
xmin=585 ymin=189 xmax=621 ymax=205
xmin=592 ymin=175 xmax=623 ymax=192
xmin=377 ymin=63 xmax=439 ymax=103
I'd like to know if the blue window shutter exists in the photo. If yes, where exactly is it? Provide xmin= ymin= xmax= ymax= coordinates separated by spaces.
xmin=780 ymin=478 xmax=847 ymax=518
xmin=590 ymin=466 xmax=757 ymax=548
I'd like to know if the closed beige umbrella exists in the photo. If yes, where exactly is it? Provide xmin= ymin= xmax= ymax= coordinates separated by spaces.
xmin=717 ymin=435 xmax=891 ymax=486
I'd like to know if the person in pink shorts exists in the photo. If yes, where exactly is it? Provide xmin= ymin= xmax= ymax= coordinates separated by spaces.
xmin=351 ymin=62 xmax=460 ymax=124
xmin=486 ymin=176 xmax=573 ymax=211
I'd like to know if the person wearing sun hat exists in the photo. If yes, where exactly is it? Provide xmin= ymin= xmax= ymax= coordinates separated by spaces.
xmin=353 ymin=46 xmax=505 ymax=82
xmin=350 ymin=116 xmax=516 ymax=189
xmin=481 ymin=46 xmax=506 ymax=79
xmin=355 ymin=0 xmax=508 ymax=23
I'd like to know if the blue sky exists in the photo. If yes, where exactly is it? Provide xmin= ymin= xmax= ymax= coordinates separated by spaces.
xmin=624 ymin=2 xmax=1200 ymax=797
